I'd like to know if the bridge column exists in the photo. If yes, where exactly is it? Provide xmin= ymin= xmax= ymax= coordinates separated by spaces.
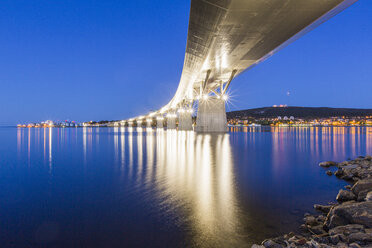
xmin=178 ymin=109 xmax=193 ymax=131
xmin=196 ymin=97 xmax=228 ymax=132
xmin=166 ymin=113 xmax=176 ymax=129
xmin=146 ymin=118 xmax=152 ymax=128
xmin=156 ymin=116 xmax=164 ymax=129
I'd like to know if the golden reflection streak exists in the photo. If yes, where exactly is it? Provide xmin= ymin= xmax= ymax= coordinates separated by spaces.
xmin=48 ymin=127 xmax=52 ymax=173
xmin=137 ymin=128 xmax=143 ymax=178
xmin=17 ymin=128 xmax=22 ymax=160
xmin=120 ymin=127 xmax=125 ymax=171
xmin=145 ymin=128 xmax=154 ymax=183
xmin=83 ymin=127 xmax=87 ymax=164
xmin=128 ymin=127 xmax=133 ymax=177
xmin=367 ymin=127 xmax=372 ymax=153
xmin=43 ymin=128 xmax=46 ymax=163
xmin=152 ymin=131 xmax=241 ymax=247
xmin=28 ymin=127 xmax=31 ymax=165
xmin=114 ymin=127 xmax=119 ymax=164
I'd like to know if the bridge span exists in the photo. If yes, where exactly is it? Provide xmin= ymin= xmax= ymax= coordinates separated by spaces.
xmin=123 ymin=0 xmax=357 ymax=132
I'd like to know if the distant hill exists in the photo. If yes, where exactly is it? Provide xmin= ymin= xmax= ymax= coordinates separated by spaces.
xmin=227 ymin=106 xmax=372 ymax=119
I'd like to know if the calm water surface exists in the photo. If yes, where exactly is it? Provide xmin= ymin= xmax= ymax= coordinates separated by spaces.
xmin=1 ymin=126 xmax=372 ymax=247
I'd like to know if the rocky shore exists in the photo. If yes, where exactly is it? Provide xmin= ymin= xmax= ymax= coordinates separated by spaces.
xmin=253 ymin=156 xmax=372 ymax=248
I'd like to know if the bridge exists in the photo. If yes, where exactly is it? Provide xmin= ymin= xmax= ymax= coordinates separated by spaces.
xmin=122 ymin=0 xmax=357 ymax=132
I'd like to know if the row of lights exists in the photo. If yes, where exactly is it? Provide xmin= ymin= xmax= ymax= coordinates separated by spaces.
xmin=125 ymin=93 xmax=229 ymax=123
xmin=196 ymin=94 xmax=228 ymax=101
xmin=178 ymin=108 xmax=193 ymax=114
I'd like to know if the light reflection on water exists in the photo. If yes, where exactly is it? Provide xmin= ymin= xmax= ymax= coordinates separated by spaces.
xmin=3 ymin=126 xmax=372 ymax=247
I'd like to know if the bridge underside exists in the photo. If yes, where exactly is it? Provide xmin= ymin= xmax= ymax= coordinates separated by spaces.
xmin=125 ymin=0 xmax=357 ymax=132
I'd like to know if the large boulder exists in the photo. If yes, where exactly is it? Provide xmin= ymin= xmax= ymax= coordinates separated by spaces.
xmin=319 ymin=161 xmax=338 ymax=168
xmin=304 ymin=215 xmax=318 ymax=226
xmin=328 ymin=224 xmax=365 ymax=236
xmin=326 ymin=201 xmax=372 ymax=229
xmin=357 ymin=190 xmax=370 ymax=201
xmin=348 ymin=232 xmax=372 ymax=243
xmin=314 ymin=204 xmax=333 ymax=214
xmin=336 ymin=189 xmax=356 ymax=202
xmin=351 ymin=178 xmax=372 ymax=195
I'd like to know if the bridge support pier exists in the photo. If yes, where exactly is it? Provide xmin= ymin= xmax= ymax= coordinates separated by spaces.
xmin=157 ymin=117 xmax=164 ymax=129
xmin=166 ymin=114 xmax=176 ymax=129
xmin=178 ymin=110 xmax=193 ymax=131
xmin=196 ymin=97 xmax=228 ymax=132
xmin=146 ymin=119 xmax=152 ymax=128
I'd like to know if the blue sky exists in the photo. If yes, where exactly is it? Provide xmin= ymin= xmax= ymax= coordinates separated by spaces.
xmin=0 ymin=0 xmax=371 ymax=125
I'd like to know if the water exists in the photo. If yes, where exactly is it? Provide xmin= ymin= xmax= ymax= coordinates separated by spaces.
xmin=1 ymin=126 xmax=372 ymax=247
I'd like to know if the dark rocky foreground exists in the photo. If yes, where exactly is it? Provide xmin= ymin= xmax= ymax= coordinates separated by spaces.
xmin=253 ymin=156 xmax=372 ymax=248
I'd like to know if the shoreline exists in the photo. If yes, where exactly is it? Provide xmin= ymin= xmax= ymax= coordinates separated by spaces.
xmin=253 ymin=156 xmax=372 ymax=248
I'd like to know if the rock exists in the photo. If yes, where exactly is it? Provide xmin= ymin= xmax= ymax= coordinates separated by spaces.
xmin=319 ymin=161 xmax=338 ymax=168
xmin=294 ymin=238 xmax=307 ymax=246
xmin=338 ymin=161 xmax=350 ymax=167
xmin=326 ymin=170 xmax=333 ymax=176
xmin=357 ymin=169 xmax=372 ymax=179
xmin=309 ymin=225 xmax=326 ymax=235
xmin=348 ymin=232 xmax=372 ymax=243
xmin=365 ymin=155 xmax=372 ymax=161
xmin=305 ymin=216 xmax=318 ymax=226
xmin=335 ymin=169 xmax=344 ymax=177
xmin=329 ymin=234 xmax=339 ymax=245
xmin=366 ymin=191 xmax=372 ymax=201
xmin=314 ymin=204 xmax=333 ymax=214
xmin=307 ymin=239 xmax=321 ymax=248
xmin=341 ymin=173 xmax=354 ymax=181
xmin=343 ymin=164 xmax=359 ymax=169
xmin=251 ymin=245 xmax=265 ymax=248
xmin=313 ymin=236 xmax=329 ymax=244
xmin=357 ymin=190 xmax=370 ymax=201
xmin=328 ymin=224 xmax=365 ymax=236
xmin=352 ymin=177 xmax=360 ymax=182
xmin=335 ymin=242 xmax=349 ymax=248
xmin=326 ymin=213 xmax=350 ymax=229
xmin=262 ymin=239 xmax=283 ymax=248
xmin=316 ymin=215 xmax=326 ymax=223
xmin=349 ymin=243 xmax=362 ymax=248
xmin=336 ymin=189 xmax=356 ymax=202
xmin=287 ymin=236 xmax=297 ymax=243
xmin=352 ymin=178 xmax=372 ymax=195
xmin=326 ymin=201 xmax=372 ymax=228
xmin=345 ymin=185 xmax=352 ymax=190
xmin=283 ymin=232 xmax=295 ymax=240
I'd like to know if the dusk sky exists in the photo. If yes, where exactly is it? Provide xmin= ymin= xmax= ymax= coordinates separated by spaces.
xmin=0 ymin=0 xmax=371 ymax=125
